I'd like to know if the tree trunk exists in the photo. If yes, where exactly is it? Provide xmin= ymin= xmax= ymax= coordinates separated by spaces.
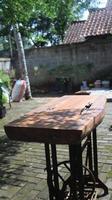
xmin=8 ymin=33 xmax=13 ymax=59
xmin=13 ymin=23 xmax=32 ymax=98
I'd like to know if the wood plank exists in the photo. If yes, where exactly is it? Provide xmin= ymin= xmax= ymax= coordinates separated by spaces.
xmin=4 ymin=95 xmax=106 ymax=144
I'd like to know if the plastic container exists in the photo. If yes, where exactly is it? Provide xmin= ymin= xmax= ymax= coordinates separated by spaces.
xmin=102 ymin=80 xmax=110 ymax=89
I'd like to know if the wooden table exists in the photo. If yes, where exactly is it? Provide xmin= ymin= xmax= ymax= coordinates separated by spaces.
xmin=4 ymin=95 xmax=108 ymax=200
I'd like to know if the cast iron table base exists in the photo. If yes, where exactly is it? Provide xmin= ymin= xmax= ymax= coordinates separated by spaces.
xmin=45 ymin=128 xmax=108 ymax=200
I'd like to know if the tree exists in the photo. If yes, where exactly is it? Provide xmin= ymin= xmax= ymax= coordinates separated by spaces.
xmin=26 ymin=0 xmax=75 ymax=45
xmin=0 ymin=0 xmax=38 ymax=98
xmin=0 ymin=0 xmax=99 ymax=95
xmin=23 ymin=0 xmax=99 ymax=46
xmin=50 ymin=0 xmax=100 ymax=42
xmin=0 ymin=1 xmax=99 ymax=48
xmin=13 ymin=23 xmax=31 ymax=97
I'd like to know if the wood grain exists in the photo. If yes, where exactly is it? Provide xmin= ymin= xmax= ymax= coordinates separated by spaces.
xmin=4 ymin=95 xmax=106 ymax=144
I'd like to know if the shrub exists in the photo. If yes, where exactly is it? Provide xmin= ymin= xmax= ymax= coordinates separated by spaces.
xmin=0 ymin=70 xmax=10 ymax=105
xmin=0 ymin=70 xmax=11 ymax=88
xmin=2 ymin=94 xmax=8 ymax=104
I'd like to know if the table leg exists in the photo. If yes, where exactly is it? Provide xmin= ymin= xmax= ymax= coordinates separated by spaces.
xmin=92 ymin=128 xmax=98 ymax=179
xmin=51 ymin=144 xmax=60 ymax=199
xmin=87 ymin=134 xmax=93 ymax=173
xmin=92 ymin=128 xmax=108 ymax=196
xmin=45 ymin=144 xmax=62 ymax=200
xmin=69 ymin=142 xmax=84 ymax=200
xmin=45 ymin=144 xmax=54 ymax=200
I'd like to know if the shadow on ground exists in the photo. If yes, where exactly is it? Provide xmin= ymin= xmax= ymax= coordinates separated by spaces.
xmin=0 ymin=135 xmax=26 ymax=187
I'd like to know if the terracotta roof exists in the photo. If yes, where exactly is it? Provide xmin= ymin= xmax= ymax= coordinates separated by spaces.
xmin=64 ymin=7 xmax=112 ymax=44
xmin=83 ymin=8 xmax=112 ymax=37
xmin=64 ymin=21 xmax=85 ymax=44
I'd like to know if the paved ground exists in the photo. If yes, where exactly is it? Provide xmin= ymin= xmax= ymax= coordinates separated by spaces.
xmin=0 ymin=97 xmax=112 ymax=200
xmin=87 ymin=88 xmax=112 ymax=102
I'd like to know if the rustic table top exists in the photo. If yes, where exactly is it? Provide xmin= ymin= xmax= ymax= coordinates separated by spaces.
xmin=4 ymin=95 xmax=106 ymax=144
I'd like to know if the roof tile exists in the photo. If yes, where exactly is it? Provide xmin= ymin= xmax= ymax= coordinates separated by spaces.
xmin=64 ymin=7 xmax=112 ymax=44
xmin=64 ymin=21 xmax=85 ymax=44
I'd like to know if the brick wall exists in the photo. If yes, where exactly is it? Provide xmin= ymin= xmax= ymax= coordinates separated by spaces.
xmin=24 ymin=37 xmax=112 ymax=88
xmin=1 ymin=37 xmax=112 ymax=89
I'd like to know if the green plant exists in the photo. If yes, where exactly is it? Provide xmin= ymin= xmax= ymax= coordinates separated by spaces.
xmin=2 ymin=94 xmax=8 ymax=104
xmin=0 ymin=70 xmax=11 ymax=88
xmin=0 ymin=94 xmax=8 ymax=105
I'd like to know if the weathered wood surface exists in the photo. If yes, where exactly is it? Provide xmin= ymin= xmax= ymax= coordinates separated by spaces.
xmin=4 ymin=95 xmax=106 ymax=144
xmin=75 ymin=91 xmax=90 ymax=95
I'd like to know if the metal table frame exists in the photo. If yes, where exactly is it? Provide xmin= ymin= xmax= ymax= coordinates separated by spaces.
xmin=45 ymin=128 xmax=108 ymax=200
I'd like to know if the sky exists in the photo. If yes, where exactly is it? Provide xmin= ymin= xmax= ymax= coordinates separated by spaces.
xmin=82 ymin=0 xmax=108 ymax=19
xmin=98 ymin=0 xmax=107 ymax=7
